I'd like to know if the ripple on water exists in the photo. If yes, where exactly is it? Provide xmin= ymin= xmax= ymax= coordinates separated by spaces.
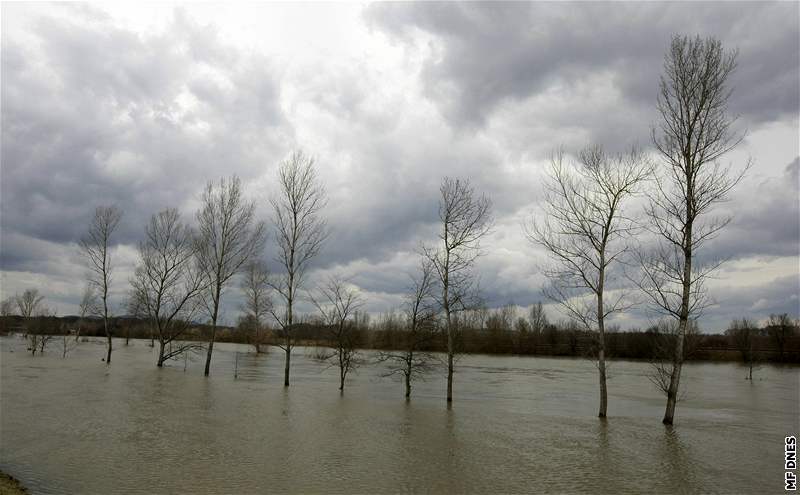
xmin=1 ymin=336 xmax=797 ymax=494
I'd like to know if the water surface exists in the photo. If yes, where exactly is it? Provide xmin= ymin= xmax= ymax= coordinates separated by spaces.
xmin=1 ymin=335 xmax=797 ymax=494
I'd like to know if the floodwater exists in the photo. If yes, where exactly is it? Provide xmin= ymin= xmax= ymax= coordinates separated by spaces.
xmin=1 ymin=335 xmax=798 ymax=494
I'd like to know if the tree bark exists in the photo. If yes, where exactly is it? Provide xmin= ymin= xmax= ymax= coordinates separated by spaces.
xmin=597 ymin=258 xmax=608 ymax=418
xmin=204 ymin=293 xmax=220 ymax=376
xmin=204 ymin=331 xmax=215 ymax=376
xmin=284 ymin=344 xmax=291 ymax=387
xmin=662 ymin=207 xmax=692 ymax=425
xmin=157 ymin=341 xmax=166 ymax=367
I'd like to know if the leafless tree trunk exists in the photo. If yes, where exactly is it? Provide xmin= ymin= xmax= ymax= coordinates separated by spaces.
xmin=240 ymin=260 xmax=272 ymax=353
xmin=196 ymin=176 xmax=266 ymax=376
xmin=425 ymin=177 xmax=492 ymax=403
xmin=638 ymin=35 xmax=747 ymax=425
xmin=378 ymin=259 xmax=438 ymax=398
xmin=80 ymin=205 xmax=123 ymax=364
xmin=130 ymin=209 xmax=207 ymax=367
xmin=526 ymin=145 xmax=650 ymax=418
xmin=269 ymin=151 xmax=328 ymax=387
xmin=312 ymin=277 xmax=363 ymax=391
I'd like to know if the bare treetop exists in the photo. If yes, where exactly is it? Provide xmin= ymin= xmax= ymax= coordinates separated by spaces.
xmin=196 ymin=176 xmax=266 ymax=297
xmin=79 ymin=206 xmax=123 ymax=295
xmin=527 ymin=146 xmax=651 ymax=328
xmin=655 ymin=35 xmax=741 ymax=172
xmin=650 ymin=35 xmax=749 ymax=253
xmin=270 ymin=150 xmax=329 ymax=316
xmin=16 ymin=288 xmax=45 ymax=319
xmin=437 ymin=177 xmax=493 ymax=258
xmin=427 ymin=177 xmax=493 ymax=315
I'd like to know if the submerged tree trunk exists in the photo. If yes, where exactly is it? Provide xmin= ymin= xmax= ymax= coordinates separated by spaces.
xmin=157 ymin=341 xmax=166 ymax=367
xmin=204 ymin=330 xmax=215 ymax=376
xmin=598 ymin=348 xmax=608 ymax=418
xmin=284 ymin=343 xmax=291 ymax=387
xmin=405 ymin=352 xmax=413 ymax=398
xmin=105 ymin=332 xmax=112 ymax=363
xmin=446 ymin=308 xmax=454 ymax=402
xmin=204 ymin=297 xmax=220 ymax=377
xmin=663 ymin=225 xmax=691 ymax=425
xmin=597 ymin=266 xmax=608 ymax=419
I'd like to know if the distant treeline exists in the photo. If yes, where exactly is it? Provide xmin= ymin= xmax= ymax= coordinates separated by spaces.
xmin=3 ymin=311 xmax=799 ymax=364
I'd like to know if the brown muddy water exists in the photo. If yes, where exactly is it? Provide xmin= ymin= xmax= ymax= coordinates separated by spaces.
xmin=1 ymin=335 xmax=798 ymax=494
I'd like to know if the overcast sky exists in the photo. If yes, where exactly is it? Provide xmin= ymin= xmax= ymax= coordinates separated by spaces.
xmin=1 ymin=2 xmax=798 ymax=332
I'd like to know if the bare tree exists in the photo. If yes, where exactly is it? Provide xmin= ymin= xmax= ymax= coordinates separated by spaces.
xmin=311 ymin=277 xmax=363 ymax=391
xmin=528 ymin=302 xmax=549 ymax=349
xmin=24 ymin=303 xmax=54 ymax=356
xmin=16 ymin=289 xmax=48 ymax=353
xmin=269 ymin=151 xmax=328 ymax=387
xmin=766 ymin=313 xmax=797 ymax=362
xmin=130 ymin=209 xmax=207 ymax=367
xmin=240 ymin=260 xmax=272 ymax=353
xmin=378 ymin=259 xmax=439 ymax=398
xmin=59 ymin=319 xmax=77 ymax=358
xmin=80 ymin=205 xmax=123 ymax=364
xmin=0 ymin=296 xmax=16 ymax=334
xmin=16 ymin=288 xmax=44 ymax=322
xmin=76 ymin=285 xmax=99 ymax=342
xmin=525 ymin=145 xmax=650 ymax=418
xmin=1 ymin=297 xmax=16 ymax=317
xmin=637 ymin=35 xmax=747 ymax=424
xmin=196 ymin=176 xmax=266 ymax=376
xmin=424 ymin=177 xmax=492 ymax=403
xmin=726 ymin=318 xmax=758 ymax=380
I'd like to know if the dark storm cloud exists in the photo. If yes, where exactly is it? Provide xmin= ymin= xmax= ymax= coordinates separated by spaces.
xmin=704 ymin=158 xmax=800 ymax=262
xmin=702 ymin=275 xmax=800 ymax=331
xmin=1 ymin=6 xmax=289 ymax=258
xmin=366 ymin=2 xmax=799 ymax=133
xmin=1 ymin=3 xmax=797 ymax=330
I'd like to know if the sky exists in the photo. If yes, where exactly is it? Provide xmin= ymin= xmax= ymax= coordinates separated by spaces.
xmin=1 ymin=2 xmax=798 ymax=332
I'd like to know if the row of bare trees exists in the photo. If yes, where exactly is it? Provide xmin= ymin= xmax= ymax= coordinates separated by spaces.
xmin=523 ymin=34 xmax=749 ymax=424
xmin=3 ymin=34 xmax=756 ymax=426
xmin=74 ymin=151 xmax=326 ymax=382
xmin=1 ymin=288 xmax=94 ymax=357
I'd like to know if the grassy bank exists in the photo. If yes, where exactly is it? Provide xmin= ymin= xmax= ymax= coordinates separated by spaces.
xmin=0 ymin=471 xmax=27 ymax=495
